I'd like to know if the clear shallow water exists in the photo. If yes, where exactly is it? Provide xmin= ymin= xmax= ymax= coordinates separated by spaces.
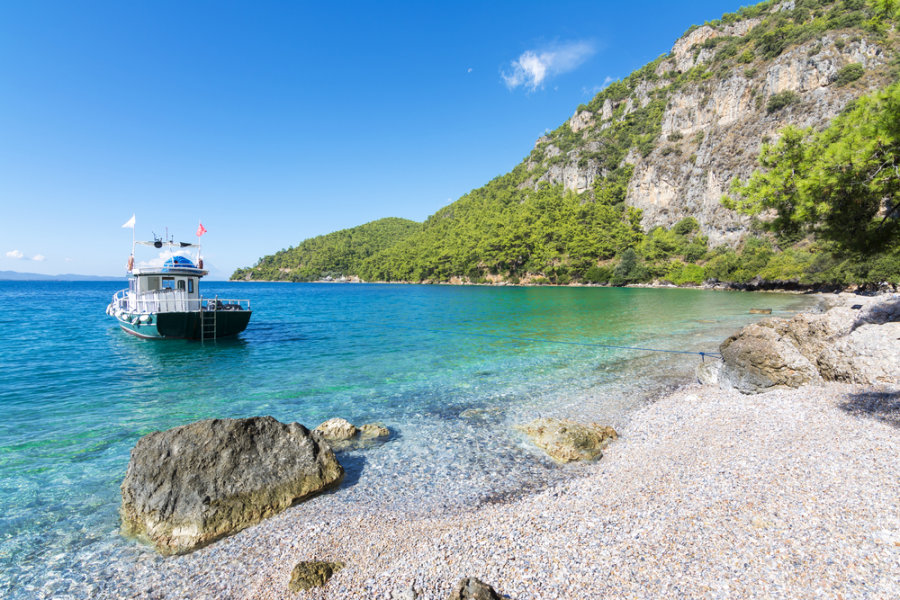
xmin=0 ymin=281 xmax=815 ymax=597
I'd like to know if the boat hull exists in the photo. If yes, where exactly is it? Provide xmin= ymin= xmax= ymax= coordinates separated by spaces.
xmin=114 ymin=310 xmax=251 ymax=340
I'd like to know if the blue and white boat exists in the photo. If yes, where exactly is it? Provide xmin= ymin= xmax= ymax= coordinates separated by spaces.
xmin=107 ymin=238 xmax=251 ymax=340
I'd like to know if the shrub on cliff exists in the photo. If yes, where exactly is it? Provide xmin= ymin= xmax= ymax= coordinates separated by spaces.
xmin=727 ymin=82 xmax=900 ymax=255
xmin=765 ymin=90 xmax=800 ymax=113
xmin=833 ymin=63 xmax=864 ymax=86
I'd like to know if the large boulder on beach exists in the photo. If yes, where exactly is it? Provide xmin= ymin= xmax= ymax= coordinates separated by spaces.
xmin=517 ymin=418 xmax=618 ymax=463
xmin=718 ymin=321 xmax=821 ymax=393
xmin=120 ymin=416 xmax=344 ymax=555
xmin=714 ymin=294 xmax=900 ymax=394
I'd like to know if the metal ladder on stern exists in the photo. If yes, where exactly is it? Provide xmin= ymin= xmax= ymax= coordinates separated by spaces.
xmin=201 ymin=296 xmax=217 ymax=342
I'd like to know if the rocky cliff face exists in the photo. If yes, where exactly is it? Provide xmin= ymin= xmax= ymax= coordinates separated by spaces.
xmin=528 ymin=12 xmax=894 ymax=246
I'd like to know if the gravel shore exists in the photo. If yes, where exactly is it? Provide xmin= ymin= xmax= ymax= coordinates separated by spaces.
xmin=102 ymin=380 xmax=900 ymax=600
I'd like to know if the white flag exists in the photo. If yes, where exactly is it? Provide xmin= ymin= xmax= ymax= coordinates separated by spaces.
xmin=122 ymin=214 xmax=135 ymax=229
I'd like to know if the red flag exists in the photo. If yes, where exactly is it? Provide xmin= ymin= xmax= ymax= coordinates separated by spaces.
xmin=196 ymin=222 xmax=207 ymax=237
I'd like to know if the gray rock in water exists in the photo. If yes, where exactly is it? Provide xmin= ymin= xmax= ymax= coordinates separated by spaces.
xmin=120 ymin=416 xmax=344 ymax=555
xmin=696 ymin=358 xmax=722 ymax=386
xmin=447 ymin=577 xmax=501 ymax=600
xmin=288 ymin=561 xmax=344 ymax=591
xmin=516 ymin=418 xmax=617 ymax=463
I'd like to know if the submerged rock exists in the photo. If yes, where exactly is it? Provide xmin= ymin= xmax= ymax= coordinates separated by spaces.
xmin=120 ymin=416 xmax=343 ymax=555
xmin=716 ymin=294 xmax=900 ymax=393
xmin=517 ymin=418 xmax=618 ymax=463
xmin=358 ymin=423 xmax=390 ymax=439
xmin=314 ymin=418 xmax=358 ymax=442
xmin=314 ymin=418 xmax=391 ymax=450
xmin=447 ymin=577 xmax=501 ymax=600
xmin=288 ymin=561 xmax=344 ymax=591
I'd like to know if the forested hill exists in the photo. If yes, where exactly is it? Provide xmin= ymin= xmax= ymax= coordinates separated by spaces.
xmin=234 ymin=0 xmax=900 ymax=286
xmin=231 ymin=218 xmax=419 ymax=282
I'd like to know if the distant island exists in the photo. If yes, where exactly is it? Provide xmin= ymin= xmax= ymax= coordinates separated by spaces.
xmin=0 ymin=271 xmax=120 ymax=281
xmin=233 ymin=1 xmax=900 ymax=289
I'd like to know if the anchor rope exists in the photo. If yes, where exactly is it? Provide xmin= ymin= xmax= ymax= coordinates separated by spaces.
xmin=309 ymin=319 xmax=723 ymax=360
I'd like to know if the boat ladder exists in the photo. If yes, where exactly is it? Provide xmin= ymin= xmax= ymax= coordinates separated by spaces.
xmin=201 ymin=296 xmax=217 ymax=342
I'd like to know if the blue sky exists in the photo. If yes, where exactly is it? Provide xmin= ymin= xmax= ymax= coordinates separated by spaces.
xmin=1 ymin=0 xmax=750 ymax=278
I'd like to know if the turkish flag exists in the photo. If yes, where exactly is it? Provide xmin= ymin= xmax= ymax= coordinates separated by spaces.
xmin=197 ymin=222 xmax=207 ymax=237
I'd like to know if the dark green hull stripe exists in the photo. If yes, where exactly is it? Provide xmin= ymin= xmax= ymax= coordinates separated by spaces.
xmin=115 ymin=311 xmax=251 ymax=340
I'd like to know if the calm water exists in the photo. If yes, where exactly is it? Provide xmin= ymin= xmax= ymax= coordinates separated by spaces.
xmin=0 ymin=281 xmax=815 ymax=597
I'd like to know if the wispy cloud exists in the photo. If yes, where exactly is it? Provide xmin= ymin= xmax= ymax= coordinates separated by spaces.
xmin=138 ymin=248 xmax=193 ymax=269
xmin=502 ymin=41 xmax=595 ymax=91
xmin=32 ymin=254 xmax=46 ymax=262
xmin=6 ymin=249 xmax=23 ymax=259
xmin=582 ymin=76 xmax=615 ymax=98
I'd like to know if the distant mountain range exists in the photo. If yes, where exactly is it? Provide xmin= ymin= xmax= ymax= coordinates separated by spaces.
xmin=0 ymin=271 xmax=120 ymax=281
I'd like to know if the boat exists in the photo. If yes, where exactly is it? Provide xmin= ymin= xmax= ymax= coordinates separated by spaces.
xmin=107 ymin=235 xmax=251 ymax=340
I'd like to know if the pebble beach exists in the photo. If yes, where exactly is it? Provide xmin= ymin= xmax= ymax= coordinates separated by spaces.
xmin=96 ymin=379 xmax=900 ymax=599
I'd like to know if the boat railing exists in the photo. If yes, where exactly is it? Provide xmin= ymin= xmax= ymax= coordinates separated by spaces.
xmin=110 ymin=289 xmax=250 ymax=314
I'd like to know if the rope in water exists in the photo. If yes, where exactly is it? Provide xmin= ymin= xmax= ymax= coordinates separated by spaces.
xmin=342 ymin=320 xmax=723 ymax=361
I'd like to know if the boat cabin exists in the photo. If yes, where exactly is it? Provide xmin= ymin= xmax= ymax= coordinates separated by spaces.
xmin=128 ymin=256 xmax=208 ymax=313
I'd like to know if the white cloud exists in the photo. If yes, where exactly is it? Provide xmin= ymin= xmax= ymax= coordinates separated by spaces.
xmin=502 ymin=41 xmax=595 ymax=91
xmin=65 ymin=257 xmax=73 ymax=262
xmin=5 ymin=249 xmax=23 ymax=259
xmin=583 ymin=76 xmax=615 ymax=98
xmin=138 ymin=248 xmax=194 ymax=269
xmin=32 ymin=254 xmax=46 ymax=262
xmin=467 ymin=67 xmax=473 ymax=73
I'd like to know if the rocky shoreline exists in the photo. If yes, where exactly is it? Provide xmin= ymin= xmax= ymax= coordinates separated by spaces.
xmin=238 ymin=276 xmax=900 ymax=296
xmin=102 ymin=294 xmax=899 ymax=599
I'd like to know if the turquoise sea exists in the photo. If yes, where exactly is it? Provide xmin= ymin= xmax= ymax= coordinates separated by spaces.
xmin=0 ymin=281 xmax=816 ymax=598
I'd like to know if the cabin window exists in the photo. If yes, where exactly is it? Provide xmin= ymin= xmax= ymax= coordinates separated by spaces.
xmin=146 ymin=277 xmax=160 ymax=291
xmin=177 ymin=280 xmax=186 ymax=291
xmin=188 ymin=279 xmax=194 ymax=293
xmin=162 ymin=277 xmax=175 ymax=290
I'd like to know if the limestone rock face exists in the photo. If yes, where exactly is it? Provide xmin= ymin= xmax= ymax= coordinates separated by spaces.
xmin=314 ymin=418 xmax=358 ymax=442
xmin=288 ymin=561 xmax=344 ymax=592
xmin=447 ymin=577 xmax=501 ymax=600
xmin=120 ymin=417 xmax=344 ymax=555
xmin=717 ymin=295 xmax=900 ymax=393
xmin=517 ymin=418 xmax=618 ymax=463
xmin=569 ymin=109 xmax=595 ymax=133
xmin=524 ymin=17 xmax=890 ymax=247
